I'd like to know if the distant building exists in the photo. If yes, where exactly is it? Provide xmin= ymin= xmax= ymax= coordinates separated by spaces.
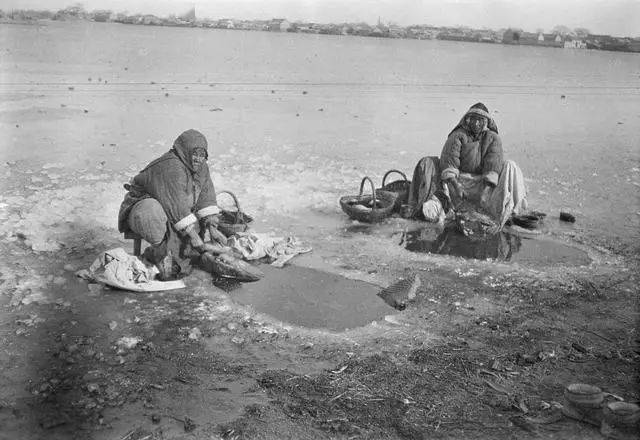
xmin=502 ymin=29 xmax=563 ymax=47
xmin=140 ymin=15 xmax=162 ymax=25
xmin=437 ymin=28 xmax=479 ymax=43
xmin=352 ymin=23 xmax=372 ymax=36
xmin=406 ymin=26 xmax=439 ymax=40
xmin=267 ymin=18 xmax=290 ymax=32
xmin=628 ymin=38 xmax=640 ymax=52
xmin=540 ymin=33 xmax=564 ymax=47
xmin=388 ymin=24 xmax=406 ymax=38
xmin=217 ymin=19 xmax=235 ymax=29
xmin=563 ymin=37 xmax=587 ymax=49
xmin=518 ymin=32 xmax=540 ymax=45
xmin=477 ymin=29 xmax=499 ymax=43
xmin=369 ymin=26 xmax=387 ymax=37
xmin=91 ymin=10 xmax=111 ymax=22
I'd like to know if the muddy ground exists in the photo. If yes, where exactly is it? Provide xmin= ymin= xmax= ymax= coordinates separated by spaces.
xmin=0 ymin=221 xmax=638 ymax=440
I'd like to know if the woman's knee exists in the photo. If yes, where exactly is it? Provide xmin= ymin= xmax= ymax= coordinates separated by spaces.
xmin=127 ymin=199 xmax=168 ymax=245
xmin=503 ymin=160 xmax=520 ymax=171
xmin=416 ymin=156 xmax=439 ymax=168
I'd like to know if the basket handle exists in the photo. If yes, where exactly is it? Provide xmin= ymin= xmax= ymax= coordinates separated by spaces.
xmin=382 ymin=169 xmax=408 ymax=187
xmin=217 ymin=190 xmax=244 ymax=222
xmin=358 ymin=176 xmax=379 ymax=212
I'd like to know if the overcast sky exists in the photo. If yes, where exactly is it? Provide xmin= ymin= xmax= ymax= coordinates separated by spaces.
xmin=1 ymin=0 xmax=639 ymax=36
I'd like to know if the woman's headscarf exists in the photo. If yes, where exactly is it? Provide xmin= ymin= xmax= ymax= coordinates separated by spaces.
xmin=172 ymin=129 xmax=208 ymax=173
xmin=448 ymin=102 xmax=499 ymax=137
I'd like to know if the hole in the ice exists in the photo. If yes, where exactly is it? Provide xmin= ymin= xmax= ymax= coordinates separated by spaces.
xmin=403 ymin=227 xmax=591 ymax=266
xmin=223 ymin=265 xmax=393 ymax=331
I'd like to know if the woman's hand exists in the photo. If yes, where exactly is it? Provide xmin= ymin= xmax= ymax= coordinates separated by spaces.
xmin=202 ymin=214 xmax=228 ymax=246
xmin=480 ymin=184 xmax=492 ymax=207
xmin=201 ymin=242 xmax=231 ymax=255
xmin=449 ymin=177 xmax=465 ymax=200
xmin=208 ymin=224 xmax=228 ymax=246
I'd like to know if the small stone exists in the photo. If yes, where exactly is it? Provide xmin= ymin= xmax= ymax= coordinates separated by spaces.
xmin=188 ymin=327 xmax=202 ymax=340
xmin=571 ymin=342 xmax=588 ymax=353
xmin=86 ymin=383 xmax=99 ymax=393
xmin=116 ymin=336 xmax=142 ymax=349
xmin=560 ymin=211 xmax=576 ymax=223
xmin=227 ymin=322 xmax=238 ymax=331
xmin=183 ymin=417 xmax=196 ymax=432
xmin=53 ymin=276 xmax=66 ymax=285
xmin=87 ymin=284 xmax=102 ymax=295
xmin=109 ymin=321 xmax=117 ymax=330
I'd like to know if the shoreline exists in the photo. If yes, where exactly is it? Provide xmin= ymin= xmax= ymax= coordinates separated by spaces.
xmin=1 ymin=16 xmax=639 ymax=54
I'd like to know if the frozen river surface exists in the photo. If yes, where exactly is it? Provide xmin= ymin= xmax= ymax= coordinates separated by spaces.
xmin=0 ymin=21 xmax=638 ymax=288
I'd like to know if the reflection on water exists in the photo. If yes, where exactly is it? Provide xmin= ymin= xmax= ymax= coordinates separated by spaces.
xmin=403 ymin=227 xmax=591 ymax=266
xmin=405 ymin=228 xmax=522 ymax=261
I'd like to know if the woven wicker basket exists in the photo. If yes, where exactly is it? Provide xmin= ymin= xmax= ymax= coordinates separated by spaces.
xmin=340 ymin=176 xmax=397 ymax=223
xmin=378 ymin=169 xmax=411 ymax=211
xmin=216 ymin=190 xmax=253 ymax=237
xmin=564 ymin=383 xmax=604 ymax=408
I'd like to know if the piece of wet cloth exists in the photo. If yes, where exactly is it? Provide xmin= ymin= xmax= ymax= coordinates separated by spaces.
xmin=76 ymin=248 xmax=185 ymax=292
xmin=227 ymin=233 xmax=312 ymax=267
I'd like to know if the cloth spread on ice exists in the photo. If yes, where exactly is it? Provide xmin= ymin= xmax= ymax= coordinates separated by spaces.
xmin=227 ymin=233 xmax=312 ymax=268
xmin=76 ymin=248 xmax=185 ymax=292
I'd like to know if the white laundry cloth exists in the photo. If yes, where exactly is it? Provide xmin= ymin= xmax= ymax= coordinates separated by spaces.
xmin=227 ymin=233 xmax=312 ymax=267
xmin=77 ymin=248 xmax=185 ymax=292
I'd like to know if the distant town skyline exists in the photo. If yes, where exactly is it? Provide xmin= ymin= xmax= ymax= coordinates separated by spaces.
xmin=1 ymin=0 xmax=639 ymax=36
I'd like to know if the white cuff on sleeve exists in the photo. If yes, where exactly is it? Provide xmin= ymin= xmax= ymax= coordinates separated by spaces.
xmin=196 ymin=205 xmax=221 ymax=219
xmin=483 ymin=171 xmax=499 ymax=186
xmin=441 ymin=167 xmax=460 ymax=181
xmin=174 ymin=213 xmax=197 ymax=231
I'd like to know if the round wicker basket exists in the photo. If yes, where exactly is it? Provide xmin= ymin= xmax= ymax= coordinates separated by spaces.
xmin=603 ymin=402 xmax=640 ymax=426
xmin=216 ymin=190 xmax=252 ymax=237
xmin=378 ymin=169 xmax=411 ymax=211
xmin=564 ymin=383 xmax=604 ymax=408
xmin=340 ymin=176 xmax=397 ymax=223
